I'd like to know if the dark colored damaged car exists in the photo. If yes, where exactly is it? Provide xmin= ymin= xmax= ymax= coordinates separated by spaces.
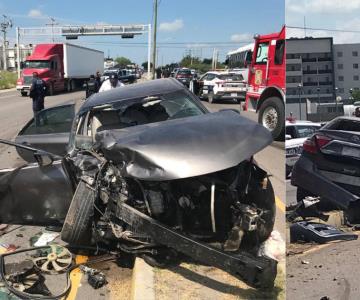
xmin=292 ymin=116 xmax=360 ymax=217
xmin=0 ymin=78 xmax=277 ymax=288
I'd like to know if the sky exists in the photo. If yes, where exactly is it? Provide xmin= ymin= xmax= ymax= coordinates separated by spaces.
xmin=0 ymin=0 xmax=284 ymax=65
xmin=286 ymin=0 xmax=360 ymax=44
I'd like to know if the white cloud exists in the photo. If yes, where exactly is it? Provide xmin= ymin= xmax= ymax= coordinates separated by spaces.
xmin=28 ymin=9 xmax=43 ymax=18
xmin=286 ymin=0 xmax=360 ymax=14
xmin=159 ymin=19 xmax=184 ymax=32
xmin=230 ymin=33 xmax=252 ymax=42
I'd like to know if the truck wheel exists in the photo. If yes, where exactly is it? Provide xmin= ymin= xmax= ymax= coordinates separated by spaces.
xmin=208 ymin=91 xmax=215 ymax=104
xmin=21 ymin=91 xmax=28 ymax=97
xmin=61 ymin=181 xmax=94 ymax=245
xmin=48 ymin=83 xmax=54 ymax=96
xmin=258 ymin=97 xmax=284 ymax=141
xmin=66 ymin=80 xmax=72 ymax=92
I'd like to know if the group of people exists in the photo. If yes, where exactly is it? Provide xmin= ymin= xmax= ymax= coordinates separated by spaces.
xmin=85 ymin=71 xmax=124 ymax=97
xmin=29 ymin=70 xmax=125 ymax=124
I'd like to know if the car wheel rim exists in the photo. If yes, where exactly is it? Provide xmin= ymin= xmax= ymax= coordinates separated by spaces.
xmin=262 ymin=107 xmax=278 ymax=131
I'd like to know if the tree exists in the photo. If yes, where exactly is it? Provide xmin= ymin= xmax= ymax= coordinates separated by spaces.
xmin=141 ymin=61 xmax=153 ymax=71
xmin=115 ymin=57 xmax=132 ymax=67
xmin=351 ymin=89 xmax=360 ymax=103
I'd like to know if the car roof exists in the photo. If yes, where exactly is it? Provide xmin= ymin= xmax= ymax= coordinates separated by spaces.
xmin=80 ymin=78 xmax=185 ymax=113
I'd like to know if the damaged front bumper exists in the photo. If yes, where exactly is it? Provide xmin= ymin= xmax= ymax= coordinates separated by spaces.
xmin=116 ymin=201 xmax=277 ymax=289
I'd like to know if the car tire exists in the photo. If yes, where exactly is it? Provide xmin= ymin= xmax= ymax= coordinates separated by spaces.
xmin=21 ymin=91 xmax=28 ymax=97
xmin=245 ymin=178 xmax=276 ymax=246
xmin=208 ymin=91 xmax=215 ymax=104
xmin=258 ymin=97 xmax=284 ymax=141
xmin=61 ymin=181 xmax=94 ymax=245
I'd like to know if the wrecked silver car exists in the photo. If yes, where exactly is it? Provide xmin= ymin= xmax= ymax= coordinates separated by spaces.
xmin=0 ymin=79 xmax=277 ymax=288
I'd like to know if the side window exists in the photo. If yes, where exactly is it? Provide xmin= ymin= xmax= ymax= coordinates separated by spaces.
xmin=200 ymin=74 xmax=208 ymax=81
xmin=274 ymin=40 xmax=285 ymax=65
xmin=207 ymin=74 xmax=216 ymax=81
xmin=255 ymin=42 xmax=269 ymax=64
xmin=286 ymin=126 xmax=296 ymax=138
xmin=21 ymin=105 xmax=75 ymax=135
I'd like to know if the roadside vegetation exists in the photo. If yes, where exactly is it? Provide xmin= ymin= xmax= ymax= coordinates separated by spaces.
xmin=0 ymin=71 xmax=17 ymax=90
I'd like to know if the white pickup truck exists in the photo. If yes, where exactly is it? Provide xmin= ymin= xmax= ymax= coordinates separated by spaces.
xmin=190 ymin=71 xmax=247 ymax=103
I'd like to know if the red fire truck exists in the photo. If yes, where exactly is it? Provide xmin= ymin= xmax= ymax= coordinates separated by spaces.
xmin=244 ymin=26 xmax=285 ymax=140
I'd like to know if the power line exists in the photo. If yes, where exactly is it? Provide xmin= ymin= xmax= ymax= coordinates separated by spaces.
xmin=286 ymin=25 xmax=360 ymax=34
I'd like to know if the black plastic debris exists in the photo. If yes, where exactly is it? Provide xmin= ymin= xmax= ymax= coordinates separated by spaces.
xmin=290 ymin=221 xmax=358 ymax=244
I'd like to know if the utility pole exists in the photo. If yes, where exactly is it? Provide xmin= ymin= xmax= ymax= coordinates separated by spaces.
xmin=46 ymin=17 xmax=58 ymax=43
xmin=151 ymin=0 xmax=158 ymax=79
xmin=1 ymin=15 xmax=13 ymax=71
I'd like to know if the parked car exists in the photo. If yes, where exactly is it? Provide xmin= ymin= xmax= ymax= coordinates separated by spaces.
xmin=191 ymin=71 xmax=246 ymax=103
xmin=174 ymin=68 xmax=193 ymax=87
xmin=291 ymin=116 xmax=360 ymax=216
xmin=0 ymin=78 xmax=277 ymax=289
xmin=285 ymin=120 xmax=322 ymax=177
xmin=101 ymin=69 xmax=136 ymax=84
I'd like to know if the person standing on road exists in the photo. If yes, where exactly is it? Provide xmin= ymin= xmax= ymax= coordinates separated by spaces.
xmin=98 ymin=73 xmax=124 ymax=92
xmin=85 ymin=75 xmax=100 ymax=98
xmin=29 ymin=72 xmax=47 ymax=125
xmin=95 ymin=71 xmax=102 ymax=91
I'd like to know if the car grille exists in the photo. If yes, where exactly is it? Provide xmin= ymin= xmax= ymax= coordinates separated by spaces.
xmin=23 ymin=76 xmax=33 ymax=85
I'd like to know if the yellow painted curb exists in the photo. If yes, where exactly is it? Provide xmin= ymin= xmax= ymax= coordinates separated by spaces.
xmin=64 ymin=255 xmax=88 ymax=300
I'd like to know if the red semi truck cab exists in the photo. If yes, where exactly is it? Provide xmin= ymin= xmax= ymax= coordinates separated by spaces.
xmin=16 ymin=43 xmax=104 ymax=97
xmin=16 ymin=44 xmax=65 ymax=96
xmin=245 ymin=26 xmax=285 ymax=140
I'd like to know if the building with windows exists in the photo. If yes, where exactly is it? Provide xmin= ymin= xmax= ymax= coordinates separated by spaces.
xmin=286 ymin=37 xmax=335 ymax=119
xmin=333 ymin=44 xmax=360 ymax=100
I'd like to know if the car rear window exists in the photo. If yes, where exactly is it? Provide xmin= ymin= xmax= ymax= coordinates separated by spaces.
xmin=296 ymin=125 xmax=320 ymax=138
xmin=217 ymin=74 xmax=244 ymax=81
xmin=178 ymin=70 xmax=192 ymax=74
xmin=325 ymin=119 xmax=360 ymax=132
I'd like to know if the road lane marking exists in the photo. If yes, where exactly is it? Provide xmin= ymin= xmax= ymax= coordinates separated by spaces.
xmin=276 ymin=196 xmax=285 ymax=212
xmin=64 ymin=255 xmax=88 ymax=300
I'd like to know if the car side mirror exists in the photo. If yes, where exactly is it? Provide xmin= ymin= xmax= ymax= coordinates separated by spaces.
xmin=285 ymin=134 xmax=292 ymax=140
xmin=34 ymin=151 xmax=54 ymax=166
xmin=245 ymin=51 xmax=253 ymax=64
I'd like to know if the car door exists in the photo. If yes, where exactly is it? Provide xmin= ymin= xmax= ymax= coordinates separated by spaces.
xmin=248 ymin=41 xmax=269 ymax=93
xmin=0 ymin=144 xmax=73 ymax=226
xmin=202 ymin=73 xmax=216 ymax=96
xmin=15 ymin=104 xmax=75 ymax=162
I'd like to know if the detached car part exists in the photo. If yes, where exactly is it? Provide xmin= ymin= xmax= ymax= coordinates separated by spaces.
xmin=290 ymin=221 xmax=358 ymax=244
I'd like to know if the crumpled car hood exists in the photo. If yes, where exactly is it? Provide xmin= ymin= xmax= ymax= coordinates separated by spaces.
xmin=95 ymin=110 xmax=273 ymax=180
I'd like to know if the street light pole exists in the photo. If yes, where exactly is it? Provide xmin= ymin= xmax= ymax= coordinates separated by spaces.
xmin=1 ymin=15 xmax=12 ymax=71
xmin=317 ymin=86 xmax=321 ymax=122
xmin=298 ymin=83 xmax=302 ymax=119
xmin=334 ymin=86 xmax=338 ymax=116
xmin=151 ymin=0 xmax=158 ymax=79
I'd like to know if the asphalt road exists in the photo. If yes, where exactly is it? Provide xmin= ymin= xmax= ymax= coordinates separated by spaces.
xmin=0 ymin=88 xmax=285 ymax=299
xmin=286 ymin=171 xmax=360 ymax=299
